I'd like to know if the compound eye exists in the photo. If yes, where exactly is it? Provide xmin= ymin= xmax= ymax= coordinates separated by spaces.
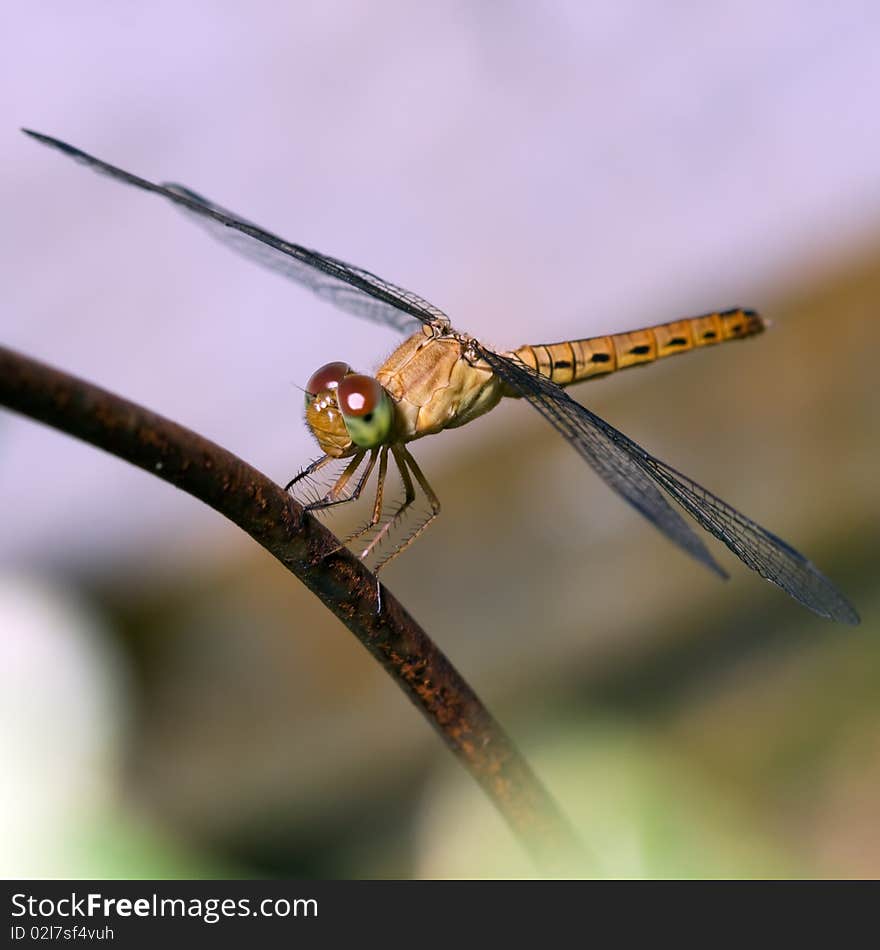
xmin=306 ymin=361 xmax=350 ymax=397
xmin=336 ymin=375 xmax=393 ymax=448
xmin=336 ymin=374 xmax=383 ymax=417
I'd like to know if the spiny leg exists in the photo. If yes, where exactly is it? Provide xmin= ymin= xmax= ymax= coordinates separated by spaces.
xmin=373 ymin=447 xmax=441 ymax=573
xmin=359 ymin=445 xmax=417 ymax=562
xmin=284 ymin=453 xmax=336 ymax=492
xmin=305 ymin=449 xmax=377 ymax=513
xmin=343 ymin=445 xmax=390 ymax=545
xmin=359 ymin=446 xmax=392 ymax=616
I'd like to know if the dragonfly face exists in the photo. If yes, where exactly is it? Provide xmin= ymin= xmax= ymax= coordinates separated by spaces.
xmin=24 ymin=129 xmax=860 ymax=623
xmin=304 ymin=361 xmax=394 ymax=457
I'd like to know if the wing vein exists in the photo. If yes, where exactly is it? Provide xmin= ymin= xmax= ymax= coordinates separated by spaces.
xmin=481 ymin=346 xmax=859 ymax=624
xmin=24 ymin=130 xmax=449 ymax=335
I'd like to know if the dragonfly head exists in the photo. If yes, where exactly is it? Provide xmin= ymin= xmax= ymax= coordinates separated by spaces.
xmin=304 ymin=361 xmax=394 ymax=456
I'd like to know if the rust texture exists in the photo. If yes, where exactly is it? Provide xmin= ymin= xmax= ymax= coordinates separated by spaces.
xmin=0 ymin=344 xmax=580 ymax=870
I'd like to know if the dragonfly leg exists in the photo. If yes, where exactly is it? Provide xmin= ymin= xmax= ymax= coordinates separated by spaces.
xmin=343 ymin=446 xmax=390 ymax=545
xmin=304 ymin=449 xmax=377 ymax=512
xmin=374 ymin=448 xmax=441 ymax=573
xmin=358 ymin=445 xmax=417 ymax=562
xmin=358 ymin=446 xmax=441 ymax=571
xmin=284 ymin=453 xmax=335 ymax=492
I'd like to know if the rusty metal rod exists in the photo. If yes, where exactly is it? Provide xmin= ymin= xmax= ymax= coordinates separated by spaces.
xmin=0 ymin=344 xmax=581 ymax=871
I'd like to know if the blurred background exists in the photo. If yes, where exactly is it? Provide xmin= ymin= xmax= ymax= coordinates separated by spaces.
xmin=1 ymin=1 xmax=878 ymax=878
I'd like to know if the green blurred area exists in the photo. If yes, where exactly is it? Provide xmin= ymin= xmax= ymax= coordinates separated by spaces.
xmin=7 ymin=244 xmax=879 ymax=879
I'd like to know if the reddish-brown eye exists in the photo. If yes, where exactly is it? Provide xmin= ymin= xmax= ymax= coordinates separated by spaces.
xmin=306 ymin=361 xmax=350 ymax=396
xmin=337 ymin=374 xmax=382 ymax=417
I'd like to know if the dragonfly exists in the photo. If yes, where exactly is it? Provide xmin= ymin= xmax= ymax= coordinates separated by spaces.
xmin=23 ymin=129 xmax=860 ymax=625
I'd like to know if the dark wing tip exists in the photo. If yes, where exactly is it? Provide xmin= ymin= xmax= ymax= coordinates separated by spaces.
xmin=813 ymin=597 xmax=860 ymax=626
xmin=22 ymin=128 xmax=68 ymax=150
xmin=824 ymin=593 xmax=861 ymax=626
xmin=22 ymin=129 xmax=95 ymax=165
xmin=793 ymin=558 xmax=861 ymax=624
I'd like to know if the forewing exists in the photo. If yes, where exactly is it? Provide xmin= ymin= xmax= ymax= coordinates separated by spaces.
xmin=24 ymin=130 xmax=449 ymax=334
xmin=635 ymin=457 xmax=859 ymax=623
xmin=478 ymin=346 xmax=727 ymax=580
xmin=481 ymin=346 xmax=859 ymax=624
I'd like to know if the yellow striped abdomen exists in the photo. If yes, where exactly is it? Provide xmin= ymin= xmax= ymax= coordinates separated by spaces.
xmin=510 ymin=309 xmax=766 ymax=387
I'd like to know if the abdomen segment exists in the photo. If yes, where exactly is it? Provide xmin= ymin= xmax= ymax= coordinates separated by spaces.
xmin=510 ymin=309 xmax=766 ymax=387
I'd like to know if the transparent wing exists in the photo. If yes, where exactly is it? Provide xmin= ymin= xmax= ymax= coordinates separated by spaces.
xmin=479 ymin=347 xmax=729 ymax=580
xmin=480 ymin=345 xmax=859 ymax=624
xmin=160 ymin=184 xmax=439 ymax=334
xmin=23 ymin=130 xmax=449 ymax=334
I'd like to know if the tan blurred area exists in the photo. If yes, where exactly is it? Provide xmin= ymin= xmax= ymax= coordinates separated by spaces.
xmin=84 ymin=244 xmax=878 ymax=878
